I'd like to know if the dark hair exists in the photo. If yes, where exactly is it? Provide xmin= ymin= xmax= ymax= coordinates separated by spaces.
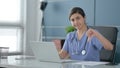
xmin=69 ymin=7 xmax=86 ymax=20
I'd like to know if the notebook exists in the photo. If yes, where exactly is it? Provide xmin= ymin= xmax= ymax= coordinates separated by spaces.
xmin=30 ymin=41 xmax=78 ymax=63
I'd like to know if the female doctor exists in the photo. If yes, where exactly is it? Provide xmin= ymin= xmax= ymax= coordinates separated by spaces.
xmin=59 ymin=7 xmax=113 ymax=61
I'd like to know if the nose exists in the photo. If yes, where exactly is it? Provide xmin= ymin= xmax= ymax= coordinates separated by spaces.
xmin=73 ymin=19 xmax=79 ymax=25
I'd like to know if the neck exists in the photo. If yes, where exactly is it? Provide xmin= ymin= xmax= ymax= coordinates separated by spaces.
xmin=77 ymin=26 xmax=88 ymax=34
xmin=77 ymin=26 xmax=88 ymax=40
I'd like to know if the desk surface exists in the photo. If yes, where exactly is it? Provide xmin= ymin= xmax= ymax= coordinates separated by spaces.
xmin=0 ymin=55 xmax=120 ymax=68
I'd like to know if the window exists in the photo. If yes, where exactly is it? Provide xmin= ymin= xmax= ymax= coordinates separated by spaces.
xmin=0 ymin=28 xmax=22 ymax=52
xmin=0 ymin=0 xmax=20 ymax=22
xmin=0 ymin=0 xmax=24 ymax=53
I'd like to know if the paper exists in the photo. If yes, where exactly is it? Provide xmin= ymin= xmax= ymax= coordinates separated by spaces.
xmin=72 ymin=61 xmax=109 ymax=66
xmin=15 ymin=55 xmax=35 ymax=60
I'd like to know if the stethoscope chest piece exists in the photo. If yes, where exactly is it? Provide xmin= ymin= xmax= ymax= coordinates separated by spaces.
xmin=81 ymin=50 xmax=86 ymax=55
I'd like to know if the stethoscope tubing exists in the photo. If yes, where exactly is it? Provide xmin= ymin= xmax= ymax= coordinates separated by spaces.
xmin=71 ymin=26 xmax=89 ymax=55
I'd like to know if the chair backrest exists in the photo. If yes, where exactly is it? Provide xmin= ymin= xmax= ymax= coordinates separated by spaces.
xmin=90 ymin=26 xmax=118 ymax=62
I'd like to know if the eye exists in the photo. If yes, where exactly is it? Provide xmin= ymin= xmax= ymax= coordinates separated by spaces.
xmin=71 ymin=18 xmax=74 ymax=22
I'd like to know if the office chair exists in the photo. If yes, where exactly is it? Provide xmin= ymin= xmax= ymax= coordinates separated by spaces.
xmin=90 ymin=26 xmax=118 ymax=63
xmin=54 ymin=26 xmax=118 ymax=64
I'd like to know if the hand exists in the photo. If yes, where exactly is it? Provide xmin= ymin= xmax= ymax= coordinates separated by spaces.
xmin=53 ymin=39 xmax=61 ymax=52
xmin=86 ymin=28 xmax=97 ymax=41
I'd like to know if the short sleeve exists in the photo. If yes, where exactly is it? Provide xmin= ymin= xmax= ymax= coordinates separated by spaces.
xmin=62 ymin=33 xmax=71 ymax=52
xmin=62 ymin=31 xmax=75 ymax=52
xmin=92 ymin=37 xmax=103 ymax=50
xmin=62 ymin=39 xmax=69 ymax=52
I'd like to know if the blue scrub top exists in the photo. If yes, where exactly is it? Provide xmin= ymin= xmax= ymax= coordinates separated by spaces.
xmin=62 ymin=30 xmax=103 ymax=61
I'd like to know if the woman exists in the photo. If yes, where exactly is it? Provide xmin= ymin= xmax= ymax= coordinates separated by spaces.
xmin=59 ymin=7 xmax=113 ymax=61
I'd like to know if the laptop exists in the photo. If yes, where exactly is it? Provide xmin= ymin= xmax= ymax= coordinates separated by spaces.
xmin=30 ymin=41 xmax=78 ymax=63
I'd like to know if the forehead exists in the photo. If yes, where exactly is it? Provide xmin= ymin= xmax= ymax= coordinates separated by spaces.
xmin=70 ymin=13 xmax=83 ymax=19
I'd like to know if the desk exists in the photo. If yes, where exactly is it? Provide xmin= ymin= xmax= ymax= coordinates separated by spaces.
xmin=0 ymin=55 xmax=120 ymax=68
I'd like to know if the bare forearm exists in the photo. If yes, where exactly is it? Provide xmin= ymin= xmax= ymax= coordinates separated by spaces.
xmin=95 ymin=31 xmax=113 ymax=50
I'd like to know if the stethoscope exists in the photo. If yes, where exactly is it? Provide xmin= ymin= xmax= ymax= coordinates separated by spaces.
xmin=71 ymin=27 xmax=89 ymax=56
xmin=81 ymin=36 xmax=88 ymax=55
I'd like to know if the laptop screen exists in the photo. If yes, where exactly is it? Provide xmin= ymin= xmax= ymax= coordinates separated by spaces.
xmin=30 ymin=41 xmax=62 ymax=62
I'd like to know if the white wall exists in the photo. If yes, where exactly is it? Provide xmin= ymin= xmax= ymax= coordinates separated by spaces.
xmin=24 ymin=0 xmax=42 ymax=55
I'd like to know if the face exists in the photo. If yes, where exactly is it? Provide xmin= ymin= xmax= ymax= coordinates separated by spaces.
xmin=70 ymin=13 xmax=86 ymax=30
